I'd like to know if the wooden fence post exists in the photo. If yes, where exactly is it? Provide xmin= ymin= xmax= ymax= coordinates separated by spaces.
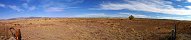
xmin=15 ymin=29 xmax=21 ymax=40
xmin=9 ymin=28 xmax=22 ymax=40
xmin=170 ymin=21 xmax=180 ymax=40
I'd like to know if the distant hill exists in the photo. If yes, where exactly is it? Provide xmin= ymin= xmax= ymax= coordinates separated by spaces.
xmin=5 ymin=17 xmax=188 ymax=21
xmin=6 ymin=17 xmax=50 ymax=20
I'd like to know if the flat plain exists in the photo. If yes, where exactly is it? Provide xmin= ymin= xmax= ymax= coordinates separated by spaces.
xmin=0 ymin=18 xmax=191 ymax=40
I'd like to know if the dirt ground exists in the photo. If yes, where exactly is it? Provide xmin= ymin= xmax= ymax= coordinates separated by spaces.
xmin=0 ymin=18 xmax=191 ymax=40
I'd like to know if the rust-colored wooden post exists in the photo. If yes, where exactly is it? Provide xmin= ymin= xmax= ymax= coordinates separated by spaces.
xmin=15 ymin=29 xmax=21 ymax=40
xmin=9 ymin=27 xmax=22 ymax=40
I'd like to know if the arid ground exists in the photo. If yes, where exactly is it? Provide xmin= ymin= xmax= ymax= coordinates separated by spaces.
xmin=0 ymin=18 xmax=191 ymax=40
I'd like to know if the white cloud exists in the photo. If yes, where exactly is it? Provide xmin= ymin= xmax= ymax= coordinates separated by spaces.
xmin=0 ymin=3 xmax=36 ymax=12
xmin=187 ymin=0 xmax=191 ymax=2
xmin=8 ymin=5 xmax=24 ymax=12
xmin=0 ymin=3 xmax=24 ymax=12
xmin=186 ymin=6 xmax=191 ymax=9
xmin=100 ymin=0 xmax=191 ymax=15
xmin=45 ymin=7 xmax=64 ymax=12
xmin=0 ymin=3 xmax=5 ymax=7
xmin=21 ymin=3 xmax=38 ymax=11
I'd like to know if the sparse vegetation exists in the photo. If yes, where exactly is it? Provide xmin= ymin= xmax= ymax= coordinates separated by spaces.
xmin=0 ymin=18 xmax=190 ymax=40
xmin=129 ymin=15 xmax=134 ymax=20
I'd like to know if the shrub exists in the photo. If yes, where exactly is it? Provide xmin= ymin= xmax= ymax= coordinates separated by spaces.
xmin=129 ymin=15 xmax=134 ymax=20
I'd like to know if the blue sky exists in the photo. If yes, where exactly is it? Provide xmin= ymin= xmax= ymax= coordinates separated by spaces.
xmin=0 ymin=0 xmax=191 ymax=20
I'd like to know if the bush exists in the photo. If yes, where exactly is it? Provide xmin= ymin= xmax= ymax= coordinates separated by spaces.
xmin=129 ymin=15 xmax=134 ymax=20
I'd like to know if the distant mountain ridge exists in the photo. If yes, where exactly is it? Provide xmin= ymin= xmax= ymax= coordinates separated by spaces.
xmin=7 ymin=17 xmax=50 ymax=20
xmin=2 ymin=17 xmax=190 ymax=21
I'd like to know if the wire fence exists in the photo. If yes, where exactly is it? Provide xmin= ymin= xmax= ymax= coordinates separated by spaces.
xmin=0 ymin=26 xmax=21 ymax=40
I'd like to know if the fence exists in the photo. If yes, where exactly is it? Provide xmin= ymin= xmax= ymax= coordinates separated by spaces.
xmin=169 ymin=21 xmax=180 ymax=40
xmin=9 ymin=27 xmax=22 ymax=40
xmin=0 ymin=26 xmax=22 ymax=40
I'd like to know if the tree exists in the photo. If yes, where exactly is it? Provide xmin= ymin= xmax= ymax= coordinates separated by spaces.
xmin=129 ymin=15 xmax=134 ymax=20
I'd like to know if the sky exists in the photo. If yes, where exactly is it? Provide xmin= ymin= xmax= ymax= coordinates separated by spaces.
xmin=0 ymin=0 xmax=191 ymax=20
